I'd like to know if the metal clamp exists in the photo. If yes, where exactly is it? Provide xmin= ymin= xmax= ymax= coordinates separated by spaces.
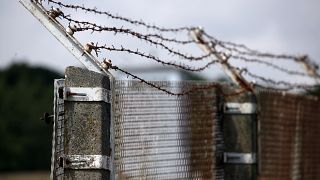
xmin=60 ymin=155 xmax=111 ymax=170
xmin=224 ymin=152 xmax=256 ymax=164
xmin=224 ymin=102 xmax=257 ymax=114
xmin=64 ymin=87 xmax=111 ymax=103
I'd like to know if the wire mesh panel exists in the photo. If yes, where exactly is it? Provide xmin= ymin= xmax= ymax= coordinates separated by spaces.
xmin=258 ymin=91 xmax=320 ymax=180
xmin=51 ymin=79 xmax=65 ymax=180
xmin=114 ymin=80 xmax=224 ymax=179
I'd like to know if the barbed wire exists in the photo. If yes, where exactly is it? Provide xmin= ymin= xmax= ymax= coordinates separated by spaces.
xmin=230 ymin=55 xmax=312 ymax=77
xmin=45 ymin=0 xmax=318 ymax=62
xmin=63 ymin=16 xmax=319 ymax=79
xmin=46 ymin=0 xmax=318 ymax=65
xmin=60 ymin=15 xmax=213 ymax=61
xmin=94 ymin=44 xmax=219 ymax=72
xmin=202 ymin=31 xmax=312 ymax=62
xmin=242 ymin=69 xmax=316 ymax=90
xmin=110 ymin=65 xmax=246 ymax=97
xmin=45 ymin=0 xmax=313 ymax=62
xmin=42 ymin=0 xmax=319 ymax=96
xmin=46 ymin=0 xmax=196 ymax=33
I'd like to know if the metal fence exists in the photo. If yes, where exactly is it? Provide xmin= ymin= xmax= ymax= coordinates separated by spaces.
xmin=51 ymin=75 xmax=320 ymax=180
xmin=113 ymin=80 xmax=224 ymax=179
xmin=258 ymin=91 xmax=320 ymax=180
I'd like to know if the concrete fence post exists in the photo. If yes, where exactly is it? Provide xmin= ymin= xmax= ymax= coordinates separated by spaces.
xmin=63 ymin=66 xmax=112 ymax=180
xmin=223 ymin=94 xmax=258 ymax=180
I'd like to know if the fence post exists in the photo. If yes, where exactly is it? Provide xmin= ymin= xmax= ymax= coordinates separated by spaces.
xmin=63 ymin=66 xmax=112 ymax=180
xmin=223 ymin=93 xmax=258 ymax=180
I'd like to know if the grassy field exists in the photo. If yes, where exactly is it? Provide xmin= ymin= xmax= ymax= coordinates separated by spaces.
xmin=0 ymin=171 xmax=49 ymax=180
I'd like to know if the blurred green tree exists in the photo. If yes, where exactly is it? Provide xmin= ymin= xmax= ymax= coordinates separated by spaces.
xmin=0 ymin=63 xmax=62 ymax=171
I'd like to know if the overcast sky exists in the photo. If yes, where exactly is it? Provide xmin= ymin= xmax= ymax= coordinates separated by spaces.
xmin=1 ymin=0 xmax=319 ymax=81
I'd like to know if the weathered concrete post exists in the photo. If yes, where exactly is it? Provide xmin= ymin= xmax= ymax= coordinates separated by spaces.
xmin=63 ymin=66 xmax=112 ymax=180
xmin=223 ymin=94 xmax=258 ymax=180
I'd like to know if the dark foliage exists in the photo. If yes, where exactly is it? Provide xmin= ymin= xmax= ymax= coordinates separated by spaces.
xmin=0 ymin=63 xmax=62 ymax=171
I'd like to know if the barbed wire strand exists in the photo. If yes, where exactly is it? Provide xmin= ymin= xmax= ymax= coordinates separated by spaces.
xmin=47 ymin=0 xmax=196 ymax=32
xmin=46 ymin=0 xmax=319 ymax=66
xmin=243 ymin=69 xmax=316 ymax=90
xmin=60 ymin=16 xmax=213 ymax=61
xmin=61 ymin=16 xmax=319 ymax=78
xmin=230 ymin=55 xmax=313 ymax=77
xmin=110 ymin=65 xmax=246 ymax=97
xmin=95 ymin=45 xmax=219 ymax=72
xmin=69 ymin=22 xmax=317 ymax=78
xmin=41 ymin=0 xmax=320 ymax=95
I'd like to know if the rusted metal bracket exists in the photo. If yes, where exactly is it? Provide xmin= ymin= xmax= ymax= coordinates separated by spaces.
xmin=224 ymin=102 xmax=257 ymax=115
xmin=190 ymin=28 xmax=253 ymax=91
xmin=19 ymin=0 xmax=111 ymax=77
xmin=64 ymin=87 xmax=111 ymax=103
xmin=60 ymin=155 xmax=111 ymax=170
xmin=224 ymin=152 xmax=256 ymax=164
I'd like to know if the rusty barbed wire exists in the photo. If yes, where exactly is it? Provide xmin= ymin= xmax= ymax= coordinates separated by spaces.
xmin=242 ymin=69 xmax=316 ymax=90
xmin=94 ymin=44 xmax=219 ymax=72
xmin=45 ymin=0 xmax=305 ymax=59
xmin=45 ymin=0 xmax=318 ymax=63
xmin=46 ymin=0 xmax=317 ymax=65
xmin=203 ymin=31 xmax=307 ymax=60
xmin=41 ymin=0 xmax=319 ymax=95
xmin=230 ymin=55 xmax=312 ymax=77
xmin=62 ymin=17 xmax=318 ymax=79
xmin=46 ymin=0 xmax=196 ymax=33
xmin=60 ymin=15 xmax=213 ymax=61
xmin=58 ymin=15 xmax=319 ymax=78
xmin=110 ymin=65 xmax=246 ymax=97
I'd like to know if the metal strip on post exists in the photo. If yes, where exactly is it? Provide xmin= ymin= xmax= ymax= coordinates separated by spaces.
xmin=19 ymin=0 xmax=111 ymax=76
xmin=224 ymin=102 xmax=257 ymax=115
xmin=62 ymin=155 xmax=111 ymax=170
xmin=64 ymin=87 xmax=111 ymax=103
xmin=224 ymin=153 xmax=257 ymax=164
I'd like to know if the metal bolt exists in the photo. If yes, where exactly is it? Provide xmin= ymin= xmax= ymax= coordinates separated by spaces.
xmin=40 ymin=112 xmax=53 ymax=124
